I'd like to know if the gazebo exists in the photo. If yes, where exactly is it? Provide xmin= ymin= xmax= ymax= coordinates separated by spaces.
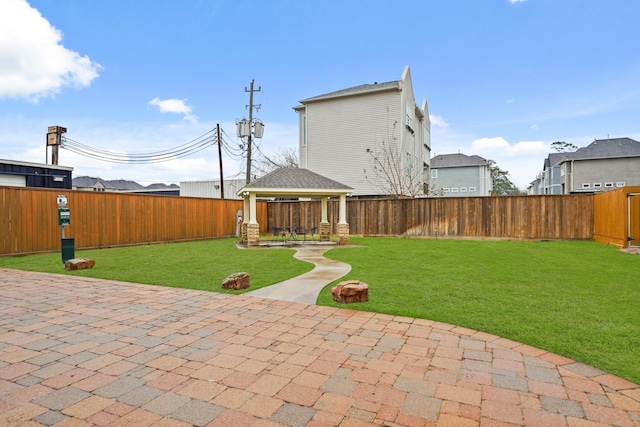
xmin=237 ymin=168 xmax=354 ymax=246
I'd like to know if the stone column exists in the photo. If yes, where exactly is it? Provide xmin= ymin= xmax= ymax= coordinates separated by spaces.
xmin=247 ymin=193 xmax=260 ymax=246
xmin=336 ymin=223 xmax=349 ymax=245
xmin=337 ymin=194 xmax=349 ymax=244
xmin=241 ymin=223 xmax=248 ymax=245
xmin=319 ymin=196 xmax=330 ymax=242
xmin=319 ymin=222 xmax=331 ymax=242
xmin=246 ymin=223 xmax=260 ymax=247
xmin=241 ymin=196 xmax=250 ymax=245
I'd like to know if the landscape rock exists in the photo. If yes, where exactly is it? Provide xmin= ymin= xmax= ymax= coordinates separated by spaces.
xmin=222 ymin=272 xmax=251 ymax=290
xmin=64 ymin=258 xmax=95 ymax=271
xmin=331 ymin=280 xmax=369 ymax=303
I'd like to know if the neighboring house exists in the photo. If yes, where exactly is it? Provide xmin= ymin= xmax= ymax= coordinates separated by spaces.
xmin=429 ymin=153 xmax=492 ymax=197
xmin=529 ymin=152 xmax=575 ymax=195
xmin=72 ymin=176 xmax=113 ymax=192
xmin=73 ymin=176 xmax=179 ymax=195
xmin=0 ymin=159 xmax=73 ymax=189
xmin=125 ymin=183 xmax=180 ymax=196
xmin=294 ymin=65 xmax=430 ymax=198
xmin=554 ymin=137 xmax=640 ymax=194
xmin=180 ymin=179 xmax=245 ymax=199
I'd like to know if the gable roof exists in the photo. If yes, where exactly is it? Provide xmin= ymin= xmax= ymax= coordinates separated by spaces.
xmin=295 ymin=81 xmax=398 ymax=106
xmin=72 ymin=176 xmax=177 ymax=191
xmin=239 ymin=168 xmax=353 ymax=197
xmin=73 ymin=176 xmax=108 ymax=188
xmin=545 ymin=152 xmax=575 ymax=169
xmin=431 ymin=153 xmax=488 ymax=168
xmin=569 ymin=137 xmax=640 ymax=160
xmin=146 ymin=183 xmax=179 ymax=190
xmin=107 ymin=179 xmax=145 ymax=191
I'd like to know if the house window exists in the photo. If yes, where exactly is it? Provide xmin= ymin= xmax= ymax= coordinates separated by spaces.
xmin=302 ymin=117 xmax=306 ymax=146
xmin=582 ymin=183 xmax=590 ymax=189
xmin=406 ymin=152 xmax=412 ymax=172
xmin=405 ymin=104 xmax=412 ymax=128
xmin=469 ymin=186 xmax=477 ymax=192
xmin=460 ymin=187 xmax=468 ymax=192
xmin=605 ymin=182 xmax=614 ymax=188
xmin=431 ymin=169 xmax=438 ymax=178
xmin=443 ymin=188 xmax=450 ymax=192
xmin=451 ymin=188 xmax=459 ymax=193
xmin=560 ymin=163 xmax=565 ymax=176
xmin=423 ymin=126 xmax=430 ymax=149
xmin=616 ymin=182 xmax=625 ymax=187
xmin=593 ymin=183 xmax=602 ymax=188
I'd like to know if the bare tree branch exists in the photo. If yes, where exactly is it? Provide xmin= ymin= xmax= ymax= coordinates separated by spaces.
xmin=364 ymin=121 xmax=423 ymax=198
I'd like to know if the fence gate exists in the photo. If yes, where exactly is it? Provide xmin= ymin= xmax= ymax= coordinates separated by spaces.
xmin=629 ymin=193 xmax=640 ymax=247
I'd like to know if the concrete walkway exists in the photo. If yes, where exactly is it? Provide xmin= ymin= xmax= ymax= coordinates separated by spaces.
xmin=1 ymin=269 xmax=640 ymax=426
xmin=246 ymin=246 xmax=351 ymax=304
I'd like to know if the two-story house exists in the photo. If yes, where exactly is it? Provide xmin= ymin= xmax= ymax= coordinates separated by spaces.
xmin=528 ymin=152 xmax=574 ymax=195
xmin=293 ymin=66 xmax=430 ymax=198
xmin=556 ymin=137 xmax=640 ymax=194
xmin=429 ymin=153 xmax=492 ymax=197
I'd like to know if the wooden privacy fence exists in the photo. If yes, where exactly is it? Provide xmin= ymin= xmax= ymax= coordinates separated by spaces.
xmin=593 ymin=186 xmax=640 ymax=247
xmin=0 ymin=188 xmax=602 ymax=256
xmin=1 ymin=186 xmax=267 ymax=256
xmin=269 ymin=194 xmax=595 ymax=240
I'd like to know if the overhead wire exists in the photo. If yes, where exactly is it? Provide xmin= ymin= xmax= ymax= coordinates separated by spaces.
xmin=60 ymin=129 xmax=218 ymax=164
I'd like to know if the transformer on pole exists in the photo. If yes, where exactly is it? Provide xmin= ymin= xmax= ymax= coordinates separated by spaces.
xmin=238 ymin=80 xmax=263 ymax=184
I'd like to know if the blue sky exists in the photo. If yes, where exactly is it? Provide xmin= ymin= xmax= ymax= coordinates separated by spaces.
xmin=1 ymin=0 xmax=639 ymax=189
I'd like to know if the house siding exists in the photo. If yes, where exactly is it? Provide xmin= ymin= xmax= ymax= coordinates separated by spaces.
xmin=0 ymin=160 xmax=72 ymax=189
xmin=572 ymin=157 xmax=640 ymax=192
xmin=431 ymin=166 xmax=485 ymax=197
xmin=297 ymin=66 xmax=428 ymax=197
xmin=302 ymin=89 xmax=401 ymax=196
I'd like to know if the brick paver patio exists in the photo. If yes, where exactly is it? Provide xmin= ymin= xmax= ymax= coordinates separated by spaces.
xmin=1 ymin=268 xmax=639 ymax=426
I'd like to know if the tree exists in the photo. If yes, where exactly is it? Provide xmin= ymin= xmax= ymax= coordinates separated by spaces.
xmin=551 ymin=141 xmax=578 ymax=152
xmin=487 ymin=159 xmax=523 ymax=196
xmin=252 ymin=146 xmax=299 ymax=177
xmin=365 ymin=121 xmax=423 ymax=198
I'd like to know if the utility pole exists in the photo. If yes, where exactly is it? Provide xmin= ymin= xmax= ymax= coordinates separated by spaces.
xmin=46 ymin=126 xmax=66 ymax=165
xmin=216 ymin=124 xmax=224 ymax=199
xmin=244 ymin=79 xmax=261 ymax=184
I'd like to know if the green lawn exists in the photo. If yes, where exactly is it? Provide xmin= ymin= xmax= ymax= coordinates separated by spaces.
xmin=0 ymin=239 xmax=313 ymax=293
xmin=1 ymin=237 xmax=639 ymax=384
xmin=319 ymin=237 xmax=640 ymax=384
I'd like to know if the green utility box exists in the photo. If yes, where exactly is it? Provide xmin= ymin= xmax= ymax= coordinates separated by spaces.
xmin=58 ymin=208 xmax=70 ymax=226
xmin=61 ymin=238 xmax=75 ymax=263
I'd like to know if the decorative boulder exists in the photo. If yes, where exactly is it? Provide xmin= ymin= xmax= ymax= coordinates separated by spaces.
xmin=64 ymin=258 xmax=95 ymax=271
xmin=222 ymin=272 xmax=251 ymax=290
xmin=331 ymin=280 xmax=369 ymax=303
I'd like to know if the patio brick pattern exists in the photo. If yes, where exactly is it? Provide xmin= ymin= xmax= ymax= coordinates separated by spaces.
xmin=1 ymin=268 xmax=639 ymax=426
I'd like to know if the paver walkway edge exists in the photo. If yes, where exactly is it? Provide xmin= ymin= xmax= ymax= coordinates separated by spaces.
xmin=245 ymin=246 xmax=351 ymax=304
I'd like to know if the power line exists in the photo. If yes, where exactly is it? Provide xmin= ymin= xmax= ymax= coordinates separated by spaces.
xmin=60 ymin=129 xmax=218 ymax=164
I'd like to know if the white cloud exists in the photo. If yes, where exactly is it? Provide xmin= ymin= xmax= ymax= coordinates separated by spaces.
xmin=508 ymin=0 xmax=526 ymax=3
xmin=0 ymin=0 xmax=102 ymax=101
xmin=429 ymin=114 xmax=449 ymax=128
xmin=530 ymin=124 xmax=538 ymax=129
xmin=149 ymin=97 xmax=198 ymax=123
xmin=472 ymin=137 xmax=509 ymax=150
xmin=472 ymin=137 xmax=548 ymax=156
xmin=506 ymin=98 xmax=515 ymax=104
xmin=511 ymin=140 xmax=548 ymax=154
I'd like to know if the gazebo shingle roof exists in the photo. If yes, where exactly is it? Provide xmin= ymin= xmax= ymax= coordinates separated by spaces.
xmin=242 ymin=168 xmax=353 ymax=192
